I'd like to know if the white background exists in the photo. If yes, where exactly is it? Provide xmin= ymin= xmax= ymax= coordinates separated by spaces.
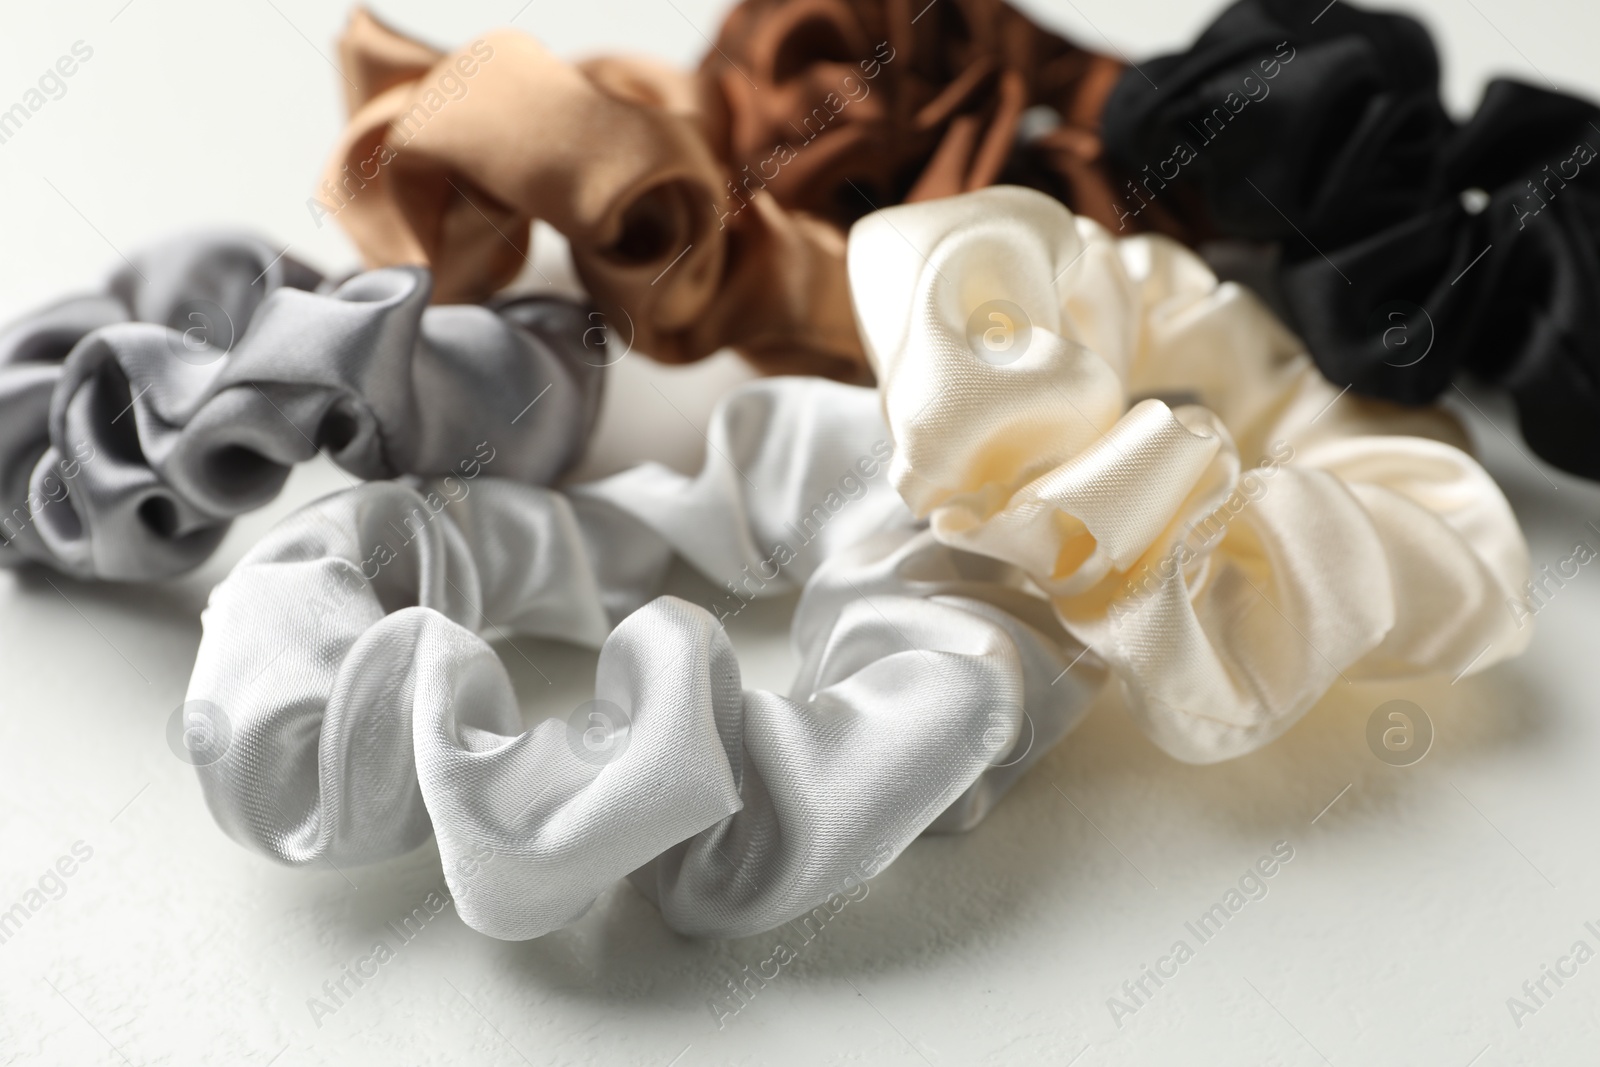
xmin=3 ymin=0 xmax=1600 ymax=1064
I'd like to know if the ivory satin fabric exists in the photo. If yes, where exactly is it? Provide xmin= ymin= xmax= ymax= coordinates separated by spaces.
xmin=849 ymin=186 xmax=1531 ymax=762
xmin=187 ymin=378 xmax=1105 ymax=940
xmin=0 ymin=233 xmax=601 ymax=580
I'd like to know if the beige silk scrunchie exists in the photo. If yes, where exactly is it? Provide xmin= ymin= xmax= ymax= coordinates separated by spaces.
xmin=848 ymin=185 xmax=1531 ymax=762
xmin=319 ymin=10 xmax=864 ymax=380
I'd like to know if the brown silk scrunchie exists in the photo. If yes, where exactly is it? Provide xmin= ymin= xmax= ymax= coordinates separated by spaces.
xmin=319 ymin=5 xmax=1135 ymax=380
xmin=701 ymin=0 xmax=1130 ymax=230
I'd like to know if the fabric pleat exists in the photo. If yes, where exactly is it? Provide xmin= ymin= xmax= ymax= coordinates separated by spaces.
xmin=186 ymin=377 xmax=1106 ymax=939
xmin=0 ymin=233 xmax=602 ymax=580
xmin=849 ymin=185 xmax=1530 ymax=762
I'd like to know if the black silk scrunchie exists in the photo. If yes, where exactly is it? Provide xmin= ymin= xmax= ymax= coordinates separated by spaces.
xmin=0 ymin=234 xmax=604 ymax=581
xmin=1102 ymin=0 xmax=1600 ymax=479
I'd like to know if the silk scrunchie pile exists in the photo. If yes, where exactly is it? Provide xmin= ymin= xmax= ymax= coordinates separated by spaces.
xmin=1101 ymin=0 xmax=1600 ymax=479
xmin=849 ymin=186 xmax=1531 ymax=763
xmin=319 ymin=3 xmax=1141 ymax=381
xmin=0 ymin=233 xmax=601 ymax=581
xmin=323 ymin=10 xmax=865 ymax=380
xmin=186 ymin=377 xmax=1106 ymax=940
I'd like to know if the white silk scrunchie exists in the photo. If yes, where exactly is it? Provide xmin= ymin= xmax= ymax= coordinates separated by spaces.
xmin=186 ymin=377 xmax=1105 ymax=940
xmin=848 ymin=186 xmax=1531 ymax=763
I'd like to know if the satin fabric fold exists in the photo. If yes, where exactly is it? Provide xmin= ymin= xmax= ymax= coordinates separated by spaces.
xmin=1101 ymin=0 xmax=1600 ymax=479
xmin=849 ymin=186 xmax=1530 ymax=762
xmin=0 ymin=233 xmax=602 ymax=580
xmin=187 ymin=377 xmax=1105 ymax=939
xmin=320 ymin=4 xmax=1142 ymax=381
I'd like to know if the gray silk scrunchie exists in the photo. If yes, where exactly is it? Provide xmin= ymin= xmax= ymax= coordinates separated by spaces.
xmin=0 ymin=233 xmax=604 ymax=580
xmin=186 ymin=378 xmax=1107 ymax=940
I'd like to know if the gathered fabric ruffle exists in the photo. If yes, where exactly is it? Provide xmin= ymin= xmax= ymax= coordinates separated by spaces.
xmin=1101 ymin=0 xmax=1600 ymax=479
xmin=849 ymin=186 xmax=1530 ymax=762
xmin=186 ymin=377 xmax=1106 ymax=939
xmin=0 ymin=233 xmax=602 ymax=580
xmin=701 ymin=0 xmax=1133 ymax=230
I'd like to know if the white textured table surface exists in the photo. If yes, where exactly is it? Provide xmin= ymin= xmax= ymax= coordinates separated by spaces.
xmin=3 ymin=1 xmax=1599 ymax=1064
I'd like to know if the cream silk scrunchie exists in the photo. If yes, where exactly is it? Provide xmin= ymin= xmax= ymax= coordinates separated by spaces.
xmin=186 ymin=377 xmax=1105 ymax=940
xmin=848 ymin=186 xmax=1531 ymax=763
